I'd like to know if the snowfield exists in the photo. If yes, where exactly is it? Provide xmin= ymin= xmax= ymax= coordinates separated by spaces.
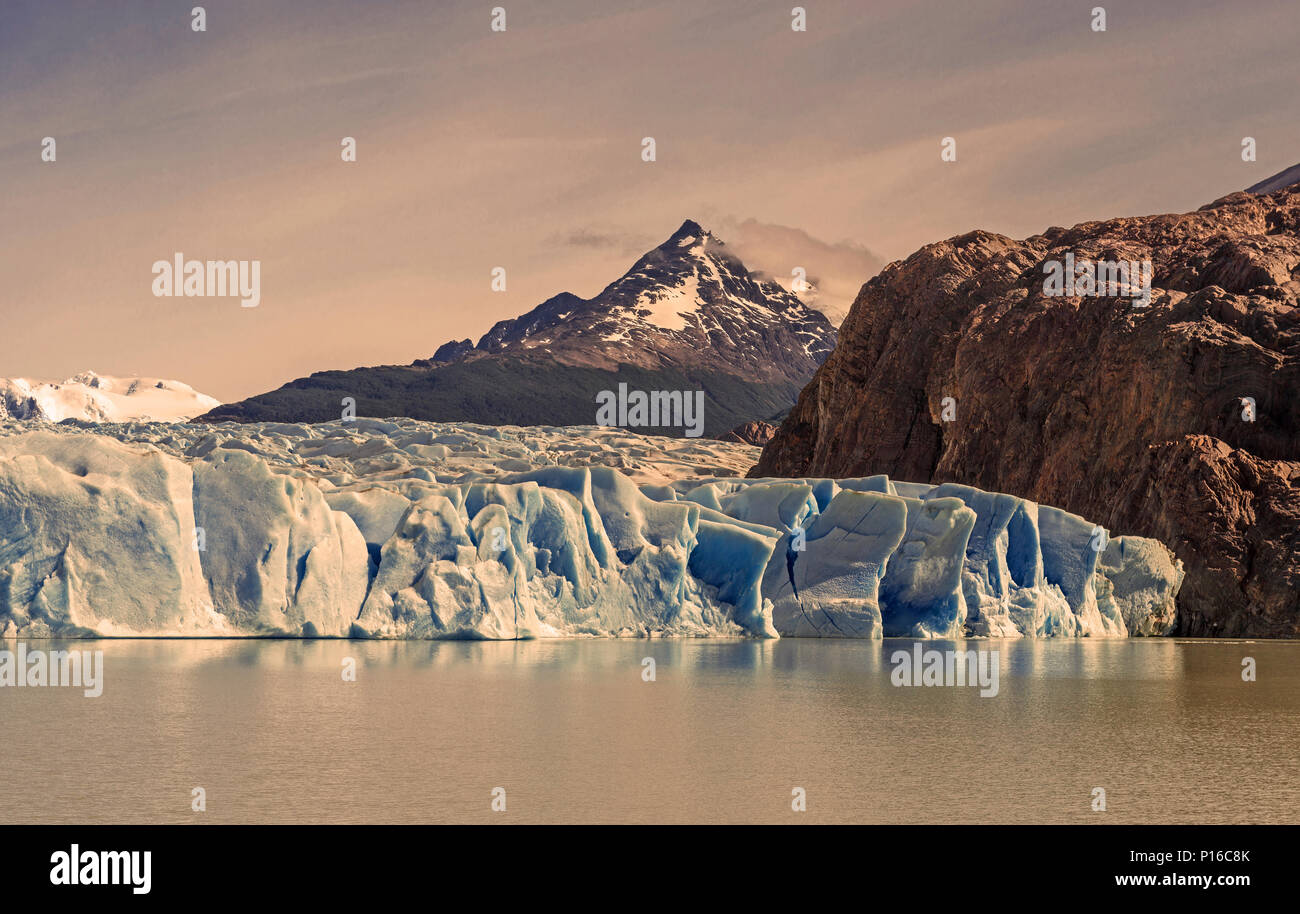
xmin=0 ymin=372 xmax=220 ymax=423
xmin=0 ymin=419 xmax=1183 ymax=639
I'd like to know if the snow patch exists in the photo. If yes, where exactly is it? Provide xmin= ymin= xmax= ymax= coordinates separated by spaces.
xmin=0 ymin=372 xmax=220 ymax=423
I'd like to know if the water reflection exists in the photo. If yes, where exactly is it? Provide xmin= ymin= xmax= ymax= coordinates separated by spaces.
xmin=26 ymin=635 xmax=1212 ymax=680
xmin=4 ymin=636 xmax=1297 ymax=824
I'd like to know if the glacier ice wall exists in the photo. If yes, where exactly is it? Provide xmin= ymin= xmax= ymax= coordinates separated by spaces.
xmin=760 ymin=490 xmax=904 ymax=637
xmin=683 ymin=475 xmax=1180 ymax=639
xmin=0 ymin=420 xmax=1182 ymax=639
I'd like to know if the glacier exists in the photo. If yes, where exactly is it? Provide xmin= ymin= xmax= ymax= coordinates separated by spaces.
xmin=0 ymin=419 xmax=1182 ymax=639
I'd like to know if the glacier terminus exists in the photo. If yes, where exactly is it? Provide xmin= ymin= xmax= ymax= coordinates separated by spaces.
xmin=0 ymin=419 xmax=1182 ymax=640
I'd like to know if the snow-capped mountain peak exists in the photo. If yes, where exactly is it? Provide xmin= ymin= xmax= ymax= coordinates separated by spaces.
xmin=1246 ymin=162 xmax=1300 ymax=195
xmin=463 ymin=220 xmax=837 ymax=380
xmin=600 ymin=220 xmax=801 ymax=329
xmin=0 ymin=372 xmax=220 ymax=423
xmin=205 ymin=220 xmax=839 ymax=433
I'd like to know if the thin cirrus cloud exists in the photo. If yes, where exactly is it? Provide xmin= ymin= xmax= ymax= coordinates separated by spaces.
xmin=706 ymin=217 xmax=886 ymax=326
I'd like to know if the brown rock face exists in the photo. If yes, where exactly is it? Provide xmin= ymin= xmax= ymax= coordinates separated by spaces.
xmin=753 ymin=186 xmax=1300 ymax=636
xmin=721 ymin=420 xmax=778 ymax=446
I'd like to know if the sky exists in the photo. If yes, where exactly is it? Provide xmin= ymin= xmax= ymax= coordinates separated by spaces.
xmin=1 ymin=0 xmax=1297 ymax=402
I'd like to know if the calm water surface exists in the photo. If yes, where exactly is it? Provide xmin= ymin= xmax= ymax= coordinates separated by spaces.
xmin=3 ymin=638 xmax=1297 ymax=824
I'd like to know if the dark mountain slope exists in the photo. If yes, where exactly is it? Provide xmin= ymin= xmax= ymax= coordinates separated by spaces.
xmin=199 ymin=221 xmax=836 ymax=437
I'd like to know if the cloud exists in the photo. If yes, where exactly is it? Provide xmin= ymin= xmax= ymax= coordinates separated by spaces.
xmin=547 ymin=226 xmax=656 ymax=257
xmin=711 ymin=217 xmax=885 ymax=325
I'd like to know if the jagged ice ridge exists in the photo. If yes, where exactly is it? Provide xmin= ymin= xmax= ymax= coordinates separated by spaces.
xmin=0 ymin=419 xmax=1182 ymax=639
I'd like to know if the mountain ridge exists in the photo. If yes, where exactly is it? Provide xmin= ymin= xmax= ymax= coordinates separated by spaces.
xmin=419 ymin=220 xmax=835 ymax=379
xmin=198 ymin=220 xmax=838 ymax=437
xmin=1247 ymin=161 xmax=1300 ymax=195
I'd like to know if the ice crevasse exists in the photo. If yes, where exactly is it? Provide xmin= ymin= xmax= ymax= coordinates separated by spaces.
xmin=0 ymin=423 xmax=1183 ymax=639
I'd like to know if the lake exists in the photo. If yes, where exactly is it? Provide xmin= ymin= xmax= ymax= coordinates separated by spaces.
xmin=3 ymin=638 xmax=1297 ymax=824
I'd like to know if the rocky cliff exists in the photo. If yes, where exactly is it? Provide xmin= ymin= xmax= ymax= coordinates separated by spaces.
xmin=753 ymin=185 xmax=1300 ymax=636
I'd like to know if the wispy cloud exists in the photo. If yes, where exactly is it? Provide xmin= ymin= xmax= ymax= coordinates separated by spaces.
xmin=1 ymin=0 xmax=1295 ymax=400
xmin=708 ymin=217 xmax=884 ymax=325
xmin=546 ymin=227 xmax=656 ymax=257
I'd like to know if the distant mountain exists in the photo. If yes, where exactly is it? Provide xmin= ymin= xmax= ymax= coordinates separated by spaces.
xmin=198 ymin=221 xmax=838 ymax=437
xmin=1247 ymin=162 xmax=1300 ymax=194
xmin=0 ymin=371 xmax=220 ymax=423
xmin=721 ymin=420 xmax=778 ymax=446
